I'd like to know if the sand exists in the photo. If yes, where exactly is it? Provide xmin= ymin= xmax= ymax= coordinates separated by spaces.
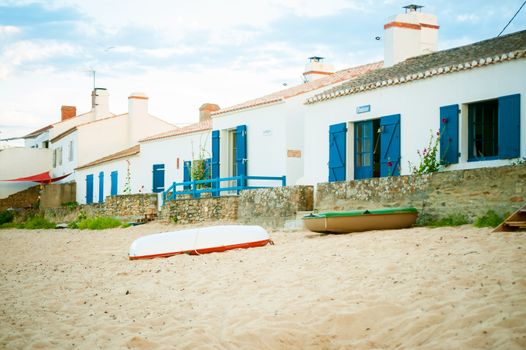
xmin=0 ymin=223 xmax=525 ymax=349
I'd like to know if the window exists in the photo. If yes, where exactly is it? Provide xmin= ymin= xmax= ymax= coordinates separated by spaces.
xmin=42 ymin=141 xmax=49 ymax=149
xmin=57 ymin=147 xmax=63 ymax=166
xmin=53 ymin=149 xmax=57 ymax=167
xmin=229 ymin=129 xmax=237 ymax=177
xmin=68 ymin=141 xmax=74 ymax=161
xmin=468 ymin=99 xmax=498 ymax=160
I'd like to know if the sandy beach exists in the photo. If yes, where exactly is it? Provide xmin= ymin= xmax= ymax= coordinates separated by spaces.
xmin=0 ymin=223 xmax=525 ymax=349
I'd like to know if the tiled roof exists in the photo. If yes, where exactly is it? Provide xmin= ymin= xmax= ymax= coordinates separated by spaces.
xmin=76 ymin=145 xmax=140 ymax=170
xmin=140 ymin=119 xmax=212 ymax=142
xmin=307 ymin=30 xmax=526 ymax=104
xmin=211 ymin=61 xmax=383 ymax=116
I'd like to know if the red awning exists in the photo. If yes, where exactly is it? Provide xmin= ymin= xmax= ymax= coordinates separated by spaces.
xmin=0 ymin=172 xmax=72 ymax=184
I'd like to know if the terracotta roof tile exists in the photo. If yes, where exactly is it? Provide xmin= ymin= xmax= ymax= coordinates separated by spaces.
xmin=307 ymin=30 xmax=526 ymax=104
xmin=211 ymin=61 xmax=383 ymax=116
xmin=140 ymin=119 xmax=212 ymax=142
xmin=76 ymin=145 xmax=140 ymax=170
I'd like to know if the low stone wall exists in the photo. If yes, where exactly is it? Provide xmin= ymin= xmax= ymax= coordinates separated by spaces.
xmin=40 ymin=183 xmax=76 ymax=209
xmin=315 ymin=165 xmax=526 ymax=223
xmin=0 ymin=185 xmax=40 ymax=211
xmin=238 ymin=185 xmax=314 ymax=227
xmin=104 ymin=194 xmax=158 ymax=220
xmin=160 ymin=194 xmax=239 ymax=225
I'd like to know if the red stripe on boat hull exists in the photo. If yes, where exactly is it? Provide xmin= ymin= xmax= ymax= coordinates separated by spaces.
xmin=129 ymin=239 xmax=271 ymax=260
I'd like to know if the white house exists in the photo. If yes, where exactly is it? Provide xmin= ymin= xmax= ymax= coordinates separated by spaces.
xmin=302 ymin=6 xmax=525 ymax=184
xmin=210 ymin=59 xmax=382 ymax=189
xmin=137 ymin=106 xmax=216 ymax=196
xmin=47 ymin=89 xmax=175 ymax=204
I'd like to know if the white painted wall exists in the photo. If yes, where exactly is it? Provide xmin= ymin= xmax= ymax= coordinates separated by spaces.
xmin=138 ymin=130 xmax=211 ymax=193
xmin=303 ymin=59 xmax=526 ymax=185
xmin=0 ymin=147 xmax=52 ymax=198
xmin=76 ymin=155 xmax=140 ymax=204
xmin=24 ymin=130 xmax=50 ymax=149
xmin=50 ymin=131 xmax=78 ymax=180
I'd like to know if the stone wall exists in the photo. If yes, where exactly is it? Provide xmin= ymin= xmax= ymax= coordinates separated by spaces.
xmin=238 ymin=185 xmax=314 ymax=227
xmin=40 ymin=183 xmax=76 ymax=209
xmin=315 ymin=165 xmax=526 ymax=223
xmin=160 ymin=194 xmax=238 ymax=225
xmin=0 ymin=185 xmax=40 ymax=211
xmin=103 ymin=194 xmax=158 ymax=220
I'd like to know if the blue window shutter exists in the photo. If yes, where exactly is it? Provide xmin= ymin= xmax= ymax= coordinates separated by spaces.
xmin=110 ymin=171 xmax=118 ymax=196
xmin=380 ymin=114 xmax=401 ymax=177
xmin=328 ymin=123 xmax=347 ymax=182
xmin=86 ymin=174 xmax=93 ymax=204
xmin=98 ymin=171 xmax=104 ymax=203
xmin=211 ymin=130 xmax=220 ymax=196
xmin=498 ymin=94 xmax=521 ymax=159
xmin=354 ymin=120 xmax=373 ymax=180
xmin=183 ymin=161 xmax=191 ymax=190
xmin=152 ymin=164 xmax=165 ymax=193
xmin=439 ymin=104 xmax=459 ymax=164
xmin=236 ymin=125 xmax=247 ymax=187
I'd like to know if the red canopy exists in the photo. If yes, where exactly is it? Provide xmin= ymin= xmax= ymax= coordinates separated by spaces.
xmin=0 ymin=172 xmax=71 ymax=184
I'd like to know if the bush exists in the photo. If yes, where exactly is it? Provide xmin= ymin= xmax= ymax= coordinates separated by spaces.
xmin=474 ymin=210 xmax=506 ymax=228
xmin=0 ymin=210 xmax=14 ymax=225
xmin=20 ymin=216 xmax=55 ymax=229
xmin=75 ymin=216 xmax=123 ymax=230
xmin=426 ymin=213 xmax=469 ymax=227
xmin=61 ymin=201 xmax=79 ymax=209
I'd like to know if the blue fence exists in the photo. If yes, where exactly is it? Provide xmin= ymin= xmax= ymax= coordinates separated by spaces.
xmin=162 ymin=175 xmax=286 ymax=205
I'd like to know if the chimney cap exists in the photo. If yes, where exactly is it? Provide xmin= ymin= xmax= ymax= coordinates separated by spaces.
xmin=403 ymin=4 xmax=423 ymax=12
xmin=308 ymin=56 xmax=325 ymax=62
xmin=129 ymin=92 xmax=148 ymax=99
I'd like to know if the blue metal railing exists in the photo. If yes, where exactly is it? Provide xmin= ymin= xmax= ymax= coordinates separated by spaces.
xmin=162 ymin=175 xmax=286 ymax=205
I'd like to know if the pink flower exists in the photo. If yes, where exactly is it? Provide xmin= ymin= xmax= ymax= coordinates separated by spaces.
xmin=388 ymin=161 xmax=393 ymax=167
xmin=442 ymin=118 xmax=448 ymax=124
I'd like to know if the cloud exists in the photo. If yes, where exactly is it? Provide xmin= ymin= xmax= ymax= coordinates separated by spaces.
xmin=0 ymin=25 xmax=22 ymax=38
xmin=456 ymin=14 xmax=480 ymax=23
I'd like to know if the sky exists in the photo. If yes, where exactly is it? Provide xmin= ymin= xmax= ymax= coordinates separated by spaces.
xmin=1 ymin=0 xmax=525 ymax=145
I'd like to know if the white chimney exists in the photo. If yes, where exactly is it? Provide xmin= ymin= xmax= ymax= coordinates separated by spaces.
xmin=302 ymin=56 xmax=334 ymax=82
xmin=128 ymin=92 xmax=149 ymax=144
xmin=384 ymin=4 xmax=439 ymax=67
xmin=91 ymin=88 xmax=110 ymax=120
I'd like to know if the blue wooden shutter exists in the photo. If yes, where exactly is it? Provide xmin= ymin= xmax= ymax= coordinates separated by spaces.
xmin=328 ymin=123 xmax=347 ymax=182
xmin=212 ymin=130 xmax=220 ymax=196
xmin=236 ymin=125 xmax=247 ymax=187
xmin=110 ymin=171 xmax=118 ymax=196
xmin=152 ymin=164 xmax=165 ymax=193
xmin=183 ymin=161 xmax=191 ymax=190
xmin=439 ymin=104 xmax=459 ymax=164
xmin=380 ymin=114 xmax=401 ymax=177
xmin=98 ymin=171 xmax=104 ymax=203
xmin=498 ymin=94 xmax=520 ymax=159
xmin=86 ymin=174 xmax=93 ymax=204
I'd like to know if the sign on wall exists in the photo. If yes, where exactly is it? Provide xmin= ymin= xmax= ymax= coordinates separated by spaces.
xmin=356 ymin=105 xmax=371 ymax=114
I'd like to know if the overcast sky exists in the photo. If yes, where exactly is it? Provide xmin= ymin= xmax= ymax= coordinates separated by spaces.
xmin=1 ymin=0 xmax=525 ymax=144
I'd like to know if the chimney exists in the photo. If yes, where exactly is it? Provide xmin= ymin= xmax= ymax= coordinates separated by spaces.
xmin=384 ymin=4 xmax=439 ymax=67
xmin=91 ymin=87 xmax=110 ymax=120
xmin=199 ymin=103 xmax=220 ymax=122
xmin=302 ymin=56 xmax=334 ymax=82
xmin=61 ymin=105 xmax=76 ymax=121
xmin=128 ymin=92 xmax=149 ymax=144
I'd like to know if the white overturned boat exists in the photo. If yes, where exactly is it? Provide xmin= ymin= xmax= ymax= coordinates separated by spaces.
xmin=128 ymin=225 xmax=271 ymax=260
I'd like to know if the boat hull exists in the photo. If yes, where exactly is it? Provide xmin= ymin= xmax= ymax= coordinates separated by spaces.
xmin=304 ymin=209 xmax=418 ymax=234
xmin=129 ymin=225 xmax=271 ymax=260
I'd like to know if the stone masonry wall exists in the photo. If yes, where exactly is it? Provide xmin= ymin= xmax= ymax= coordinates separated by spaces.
xmin=104 ymin=194 xmax=158 ymax=220
xmin=315 ymin=165 xmax=526 ymax=223
xmin=160 ymin=194 xmax=239 ymax=225
xmin=238 ymin=185 xmax=314 ymax=227
xmin=0 ymin=185 xmax=40 ymax=211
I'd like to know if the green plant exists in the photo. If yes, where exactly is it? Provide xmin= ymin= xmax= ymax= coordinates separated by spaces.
xmin=0 ymin=222 xmax=18 ymax=229
xmin=61 ymin=201 xmax=79 ymax=209
xmin=76 ymin=216 xmax=123 ymax=230
xmin=20 ymin=216 xmax=55 ymax=229
xmin=426 ymin=213 xmax=469 ymax=227
xmin=474 ymin=210 xmax=507 ymax=228
xmin=123 ymin=160 xmax=132 ymax=195
xmin=409 ymin=130 xmax=442 ymax=175
xmin=0 ymin=210 xmax=14 ymax=225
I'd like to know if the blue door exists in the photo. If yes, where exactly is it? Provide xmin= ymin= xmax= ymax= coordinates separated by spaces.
xmin=498 ymin=94 xmax=520 ymax=159
xmin=110 ymin=171 xmax=118 ymax=196
xmin=152 ymin=164 xmax=165 ymax=193
xmin=183 ymin=161 xmax=191 ymax=190
xmin=98 ymin=171 xmax=104 ymax=203
xmin=440 ymin=104 xmax=459 ymax=164
xmin=380 ymin=114 xmax=401 ymax=177
xmin=236 ymin=125 xmax=247 ymax=188
xmin=211 ymin=130 xmax=220 ymax=196
xmin=354 ymin=121 xmax=373 ymax=180
xmin=86 ymin=174 xmax=93 ymax=204
xmin=329 ymin=123 xmax=347 ymax=182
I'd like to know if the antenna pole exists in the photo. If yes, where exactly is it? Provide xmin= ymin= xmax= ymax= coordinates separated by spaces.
xmin=92 ymin=70 xmax=96 ymax=90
